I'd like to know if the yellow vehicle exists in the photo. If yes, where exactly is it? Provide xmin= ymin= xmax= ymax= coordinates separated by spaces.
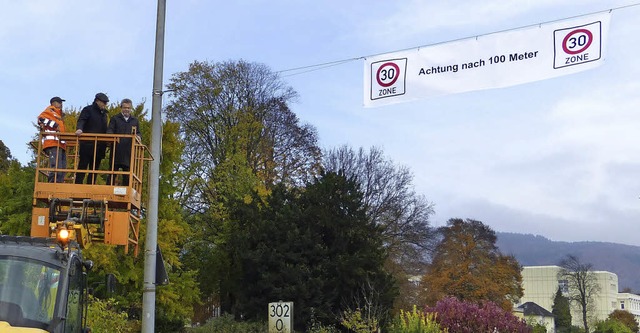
xmin=0 ymin=131 xmax=150 ymax=332
xmin=0 ymin=235 xmax=92 ymax=332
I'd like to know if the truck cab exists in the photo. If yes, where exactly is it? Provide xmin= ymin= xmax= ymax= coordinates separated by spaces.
xmin=0 ymin=236 xmax=91 ymax=333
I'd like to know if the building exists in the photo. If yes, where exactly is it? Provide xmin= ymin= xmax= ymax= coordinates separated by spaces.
xmin=618 ymin=293 xmax=640 ymax=323
xmin=520 ymin=266 xmax=640 ymax=330
xmin=516 ymin=302 xmax=555 ymax=331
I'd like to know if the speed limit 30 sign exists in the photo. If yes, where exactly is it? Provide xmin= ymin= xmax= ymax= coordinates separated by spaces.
xmin=553 ymin=20 xmax=602 ymax=69
xmin=370 ymin=58 xmax=407 ymax=101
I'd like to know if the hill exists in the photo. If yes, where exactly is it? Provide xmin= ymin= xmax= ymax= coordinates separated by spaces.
xmin=496 ymin=232 xmax=640 ymax=293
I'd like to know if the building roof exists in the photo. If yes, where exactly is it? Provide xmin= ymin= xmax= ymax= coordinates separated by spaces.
xmin=517 ymin=302 xmax=554 ymax=317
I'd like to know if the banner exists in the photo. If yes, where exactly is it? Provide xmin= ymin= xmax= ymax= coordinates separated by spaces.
xmin=363 ymin=12 xmax=611 ymax=107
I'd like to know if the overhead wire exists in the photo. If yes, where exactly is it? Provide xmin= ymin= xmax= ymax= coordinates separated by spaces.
xmin=276 ymin=2 xmax=640 ymax=78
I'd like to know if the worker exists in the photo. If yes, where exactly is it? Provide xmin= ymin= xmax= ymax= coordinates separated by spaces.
xmin=37 ymin=96 xmax=67 ymax=183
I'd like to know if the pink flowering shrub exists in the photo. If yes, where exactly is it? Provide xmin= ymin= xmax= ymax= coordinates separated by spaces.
xmin=425 ymin=297 xmax=531 ymax=333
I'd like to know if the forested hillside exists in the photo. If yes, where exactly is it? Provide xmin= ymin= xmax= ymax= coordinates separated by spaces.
xmin=496 ymin=232 xmax=640 ymax=292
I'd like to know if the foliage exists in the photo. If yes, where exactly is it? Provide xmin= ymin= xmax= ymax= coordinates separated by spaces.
xmin=308 ymin=309 xmax=339 ymax=333
xmin=0 ymin=159 xmax=33 ymax=235
xmin=426 ymin=297 xmax=531 ymax=333
xmin=207 ymin=172 xmax=396 ymax=331
xmin=165 ymin=59 xmax=321 ymax=208
xmin=388 ymin=305 xmax=446 ymax=333
xmin=323 ymin=146 xmax=436 ymax=311
xmin=80 ymin=102 xmax=199 ymax=332
xmin=87 ymin=295 xmax=138 ymax=333
xmin=558 ymin=254 xmax=600 ymax=333
xmin=341 ymin=308 xmax=379 ymax=333
xmin=608 ymin=310 xmax=639 ymax=333
xmin=186 ymin=314 xmax=266 ymax=333
xmin=593 ymin=319 xmax=634 ymax=333
xmin=421 ymin=218 xmax=523 ymax=310
xmin=553 ymin=286 xmax=573 ymax=333
xmin=530 ymin=323 xmax=547 ymax=333
xmin=166 ymin=61 xmax=322 ymax=323
xmin=0 ymin=140 xmax=14 ymax=173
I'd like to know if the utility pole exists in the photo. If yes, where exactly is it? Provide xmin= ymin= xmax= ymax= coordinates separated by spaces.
xmin=141 ymin=0 xmax=166 ymax=332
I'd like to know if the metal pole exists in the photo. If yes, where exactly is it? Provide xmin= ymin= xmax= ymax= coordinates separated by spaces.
xmin=142 ymin=0 xmax=166 ymax=332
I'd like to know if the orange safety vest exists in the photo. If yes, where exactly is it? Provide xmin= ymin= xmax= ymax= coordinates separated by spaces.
xmin=37 ymin=105 xmax=66 ymax=150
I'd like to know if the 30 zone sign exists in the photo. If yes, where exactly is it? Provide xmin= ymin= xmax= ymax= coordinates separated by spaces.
xmin=268 ymin=301 xmax=293 ymax=333
xmin=553 ymin=20 xmax=602 ymax=69
xmin=370 ymin=58 xmax=407 ymax=101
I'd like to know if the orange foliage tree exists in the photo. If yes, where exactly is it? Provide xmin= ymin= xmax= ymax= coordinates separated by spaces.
xmin=420 ymin=218 xmax=523 ymax=310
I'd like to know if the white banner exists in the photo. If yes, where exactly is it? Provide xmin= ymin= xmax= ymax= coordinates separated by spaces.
xmin=363 ymin=13 xmax=611 ymax=107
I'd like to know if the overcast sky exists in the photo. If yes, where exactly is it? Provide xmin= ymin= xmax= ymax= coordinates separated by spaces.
xmin=2 ymin=1 xmax=639 ymax=246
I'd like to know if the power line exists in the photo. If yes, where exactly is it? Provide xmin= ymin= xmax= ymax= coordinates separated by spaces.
xmin=276 ymin=2 xmax=640 ymax=78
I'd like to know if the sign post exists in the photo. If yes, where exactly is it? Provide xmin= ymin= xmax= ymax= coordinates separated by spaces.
xmin=268 ymin=301 xmax=293 ymax=333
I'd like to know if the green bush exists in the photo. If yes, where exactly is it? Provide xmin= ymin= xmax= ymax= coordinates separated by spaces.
xmin=593 ymin=319 xmax=633 ymax=333
xmin=388 ymin=305 xmax=446 ymax=333
xmin=186 ymin=314 xmax=266 ymax=333
xmin=530 ymin=323 xmax=547 ymax=333
xmin=340 ymin=308 xmax=379 ymax=332
xmin=87 ymin=296 xmax=139 ymax=333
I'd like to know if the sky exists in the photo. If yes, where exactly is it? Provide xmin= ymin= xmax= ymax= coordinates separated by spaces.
xmin=2 ymin=1 xmax=640 ymax=246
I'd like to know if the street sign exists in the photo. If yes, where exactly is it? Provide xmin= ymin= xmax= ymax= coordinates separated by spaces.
xmin=553 ymin=21 xmax=602 ymax=69
xmin=268 ymin=301 xmax=293 ymax=333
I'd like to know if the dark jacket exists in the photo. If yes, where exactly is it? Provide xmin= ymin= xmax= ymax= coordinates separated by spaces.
xmin=77 ymin=102 xmax=108 ymax=158
xmin=107 ymin=113 xmax=141 ymax=167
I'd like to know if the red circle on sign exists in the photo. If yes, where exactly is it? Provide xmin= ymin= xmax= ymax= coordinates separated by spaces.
xmin=562 ymin=28 xmax=593 ymax=55
xmin=376 ymin=62 xmax=400 ymax=87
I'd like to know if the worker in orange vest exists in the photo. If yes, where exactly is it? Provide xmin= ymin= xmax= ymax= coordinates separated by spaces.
xmin=37 ymin=96 xmax=67 ymax=183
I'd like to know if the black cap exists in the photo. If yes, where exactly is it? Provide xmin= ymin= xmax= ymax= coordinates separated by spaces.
xmin=95 ymin=92 xmax=109 ymax=103
xmin=50 ymin=96 xmax=65 ymax=104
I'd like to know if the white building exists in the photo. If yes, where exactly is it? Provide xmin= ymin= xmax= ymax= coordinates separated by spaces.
xmin=520 ymin=266 xmax=640 ymax=331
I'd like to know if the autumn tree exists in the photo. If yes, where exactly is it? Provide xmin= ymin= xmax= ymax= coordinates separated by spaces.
xmin=165 ymin=59 xmax=321 ymax=206
xmin=608 ymin=309 xmax=639 ymax=333
xmin=552 ymin=287 xmax=572 ymax=333
xmin=426 ymin=296 xmax=531 ymax=333
xmin=558 ymin=254 xmax=600 ymax=333
xmin=323 ymin=145 xmax=435 ymax=310
xmin=165 ymin=60 xmax=323 ymax=318
xmin=421 ymin=218 xmax=523 ymax=310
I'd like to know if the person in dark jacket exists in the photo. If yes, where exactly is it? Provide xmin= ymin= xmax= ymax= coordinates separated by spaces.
xmin=106 ymin=98 xmax=141 ymax=186
xmin=75 ymin=92 xmax=109 ymax=184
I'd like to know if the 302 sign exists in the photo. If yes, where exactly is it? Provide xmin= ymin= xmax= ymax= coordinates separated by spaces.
xmin=268 ymin=301 xmax=293 ymax=333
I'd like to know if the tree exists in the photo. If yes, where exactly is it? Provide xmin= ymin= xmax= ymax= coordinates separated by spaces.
xmin=608 ymin=310 xmax=639 ymax=333
xmin=165 ymin=60 xmax=321 ymax=211
xmin=165 ymin=60 xmax=323 ymax=325
xmin=558 ymin=254 xmax=601 ymax=333
xmin=77 ymin=103 xmax=199 ymax=331
xmin=219 ymin=172 xmax=396 ymax=331
xmin=421 ymin=218 xmax=524 ymax=310
xmin=552 ymin=286 xmax=572 ymax=333
xmin=0 ymin=160 xmax=34 ymax=236
xmin=0 ymin=140 xmax=14 ymax=173
xmin=323 ymin=146 xmax=436 ymax=311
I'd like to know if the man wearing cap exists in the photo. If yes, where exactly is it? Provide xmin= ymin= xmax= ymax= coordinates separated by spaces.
xmin=75 ymin=92 xmax=109 ymax=184
xmin=37 ymin=96 xmax=67 ymax=183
